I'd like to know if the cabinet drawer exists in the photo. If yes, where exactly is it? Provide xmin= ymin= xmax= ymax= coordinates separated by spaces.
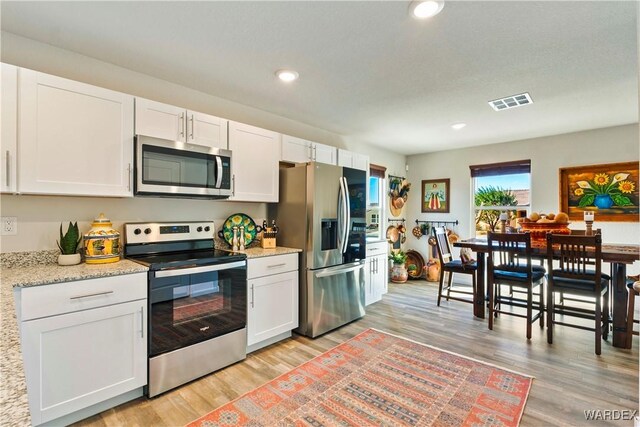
xmin=366 ymin=241 xmax=388 ymax=257
xmin=247 ymin=253 xmax=298 ymax=279
xmin=20 ymin=273 xmax=147 ymax=321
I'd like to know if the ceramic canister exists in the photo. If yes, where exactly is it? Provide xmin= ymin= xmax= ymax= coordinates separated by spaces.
xmin=83 ymin=213 xmax=121 ymax=264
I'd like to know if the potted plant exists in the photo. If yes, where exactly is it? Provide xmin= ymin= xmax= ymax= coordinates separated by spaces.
xmin=57 ymin=222 xmax=81 ymax=266
xmin=389 ymin=250 xmax=408 ymax=283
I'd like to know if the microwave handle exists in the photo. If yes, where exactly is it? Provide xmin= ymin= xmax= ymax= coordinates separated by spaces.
xmin=215 ymin=156 xmax=223 ymax=188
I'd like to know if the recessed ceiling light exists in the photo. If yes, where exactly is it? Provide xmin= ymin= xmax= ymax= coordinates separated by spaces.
xmin=411 ymin=1 xmax=444 ymax=19
xmin=276 ymin=69 xmax=299 ymax=82
xmin=451 ymin=123 xmax=466 ymax=130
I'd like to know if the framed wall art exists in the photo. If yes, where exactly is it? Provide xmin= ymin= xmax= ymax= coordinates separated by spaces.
xmin=421 ymin=179 xmax=450 ymax=213
xmin=559 ymin=161 xmax=639 ymax=222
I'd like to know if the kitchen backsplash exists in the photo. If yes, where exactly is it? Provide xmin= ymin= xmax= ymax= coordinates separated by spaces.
xmin=0 ymin=194 xmax=270 ymax=253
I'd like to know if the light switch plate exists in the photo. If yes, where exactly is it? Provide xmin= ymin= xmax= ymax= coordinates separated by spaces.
xmin=1 ymin=217 xmax=17 ymax=235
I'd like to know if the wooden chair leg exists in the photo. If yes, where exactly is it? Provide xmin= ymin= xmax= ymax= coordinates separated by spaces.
xmin=539 ymin=282 xmax=545 ymax=328
xmin=602 ymin=286 xmax=610 ymax=341
xmin=626 ymin=288 xmax=636 ymax=349
xmin=488 ymin=282 xmax=494 ymax=331
xmin=446 ymin=271 xmax=453 ymax=301
xmin=595 ymin=296 xmax=602 ymax=355
xmin=547 ymin=285 xmax=554 ymax=344
xmin=437 ymin=269 xmax=445 ymax=306
xmin=526 ymin=286 xmax=532 ymax=340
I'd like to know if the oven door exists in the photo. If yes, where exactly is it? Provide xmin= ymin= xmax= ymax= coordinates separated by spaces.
xmin=148 ymin=260 xmax=246 ymax=357
xmin=135 ymin=136 xmax=231 ymax=198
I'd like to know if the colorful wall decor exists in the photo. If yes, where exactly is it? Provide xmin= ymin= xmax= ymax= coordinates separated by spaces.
xmin=421 ymin=179 xmax=450 ymax=213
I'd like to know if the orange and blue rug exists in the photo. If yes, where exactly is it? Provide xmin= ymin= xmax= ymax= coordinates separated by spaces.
xmin=187 ymin=329 xmax=533 ymax=426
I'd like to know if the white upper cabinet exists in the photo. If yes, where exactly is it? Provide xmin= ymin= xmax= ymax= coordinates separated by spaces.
xmin=338 ymin=149 xmax=369 ymax=171
xmin=18 ymin=69 xmax=134 ymax=197
xmin=135 ymin=98 xmax=228 ymax=149
xmin=1 ymin=63 xmax=18 ymax=193
xmin=228 ymin=121 xmax=280 ymax=202
xmin=281 ymin=135 xmax=337 ymax=165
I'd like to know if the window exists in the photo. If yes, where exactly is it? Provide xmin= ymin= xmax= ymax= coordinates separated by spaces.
xmin=367 ymin=164 xmax=386 ymax=239
xmin=470 ymin=160 xmax=531 ymax=236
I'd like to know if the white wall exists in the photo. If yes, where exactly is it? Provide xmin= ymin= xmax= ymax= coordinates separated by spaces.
xmin=0 ymin=33 xmax=406 ymax=252
xmin=405 ymin=124 xmax=640 ymax=274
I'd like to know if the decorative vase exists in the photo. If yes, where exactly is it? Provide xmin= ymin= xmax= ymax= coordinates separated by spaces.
xmin=390 ymin=263 xmax=408 ymax=283
xmin=83 ymin=213 xmax=121 ymax=264
xmin=425 ymin=259 xmax=441 ymax=282
xmin=594 ymin=194 xmax=614 ymax=209
xmin=58 ymin=253 xmax=81 ymax=266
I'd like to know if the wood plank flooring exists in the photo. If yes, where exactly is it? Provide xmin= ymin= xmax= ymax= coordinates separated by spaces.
xmin=75 ymin=280 xmax=639 ymax=427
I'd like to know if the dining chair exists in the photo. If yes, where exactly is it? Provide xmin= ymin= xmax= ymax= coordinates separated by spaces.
xmin=434 ymin=226 xmax=477 ymax=306
xmin=626 ymin=280 xmax=639 ymax=349
xmin=558 ymin=229 xmax=603 ymax=305
xmin=546 ymin=233 xmax=610 ymax=355
xmin=487 ymin=232 xmax=545 ymax=339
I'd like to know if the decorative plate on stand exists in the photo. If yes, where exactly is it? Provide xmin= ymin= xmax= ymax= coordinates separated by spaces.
xmin=221 ymin=213 xmax=258 ymax=246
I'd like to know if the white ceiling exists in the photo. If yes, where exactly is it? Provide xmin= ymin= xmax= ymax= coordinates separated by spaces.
xmin=1 ymin=1 xmax=637 ymax=155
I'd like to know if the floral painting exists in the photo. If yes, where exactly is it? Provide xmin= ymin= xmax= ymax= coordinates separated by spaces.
xmin=560 ymin=162 xmax=639 ymax=222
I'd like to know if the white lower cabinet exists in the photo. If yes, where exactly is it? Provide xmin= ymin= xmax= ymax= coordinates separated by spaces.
xmin=365 ymin=241 xmax=388 ymax=306
xmin=246 ymin=254 xmax=299 ymax=351
xmin=18 ymin=273 xmax=147 ymax=426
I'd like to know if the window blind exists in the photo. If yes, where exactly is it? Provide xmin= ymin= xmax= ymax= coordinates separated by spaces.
xmin=469 ymin=159 xmax=531 ymax=178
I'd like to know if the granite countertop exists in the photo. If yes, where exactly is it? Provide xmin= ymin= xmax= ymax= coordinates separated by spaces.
xmin=232 ymin=246 xmax=302 ymax=259
xmin=0 ymin=250 xmax=149 ymax=426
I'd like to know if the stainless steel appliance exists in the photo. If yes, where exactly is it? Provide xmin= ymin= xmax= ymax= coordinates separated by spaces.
xmin=124 ymin=221 xmax=246 ymax=397
xmin=270 ymin=162 xmax=367 ymax=338
xmin=134 ymin=135 xmax=232 ymax=198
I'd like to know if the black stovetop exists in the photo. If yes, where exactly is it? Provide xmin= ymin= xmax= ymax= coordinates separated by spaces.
xmin=127 ymin=249 xmax=246 ymax=271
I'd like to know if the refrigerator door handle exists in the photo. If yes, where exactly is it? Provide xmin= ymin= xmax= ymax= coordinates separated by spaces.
xmin=314 ymin=261 xmax=364 ymax=278
xmin=337 ymin=177 xmax=345 ymax=253
xmin=340 ymin=177 xmax=350 ymax=254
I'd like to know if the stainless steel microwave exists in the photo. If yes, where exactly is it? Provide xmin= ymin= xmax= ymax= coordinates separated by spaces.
xmin=135 ymin=136 xmax=232 ymax=199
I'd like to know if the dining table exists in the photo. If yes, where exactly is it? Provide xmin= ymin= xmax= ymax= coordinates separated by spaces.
xmin=453 ymin=237 xmax=640 ymax=348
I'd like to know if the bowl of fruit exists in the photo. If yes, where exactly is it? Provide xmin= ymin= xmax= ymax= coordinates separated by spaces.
xmin=518 ymin=212 xmax=570 ymax=241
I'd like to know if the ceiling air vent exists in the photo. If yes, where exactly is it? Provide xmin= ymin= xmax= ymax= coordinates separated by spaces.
xmin=488 ymin=92 xmax=533 ymax=111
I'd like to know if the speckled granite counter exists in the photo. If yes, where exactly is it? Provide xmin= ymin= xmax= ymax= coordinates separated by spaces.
xmin=0 ymin=251 xmax=149 ymax=427
xmin=233 ymin=246 xmax=302 ymax=259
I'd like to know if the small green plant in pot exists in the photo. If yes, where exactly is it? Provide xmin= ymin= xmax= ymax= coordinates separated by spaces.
xmin=389 ymin=250 xmax=408 ymax=283
xmin=57 ymin=222 xmax=81 ymax=266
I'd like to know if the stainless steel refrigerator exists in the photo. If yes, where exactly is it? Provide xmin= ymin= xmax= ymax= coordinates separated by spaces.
xmin=270 ymin=162 xmax=367 ymax=338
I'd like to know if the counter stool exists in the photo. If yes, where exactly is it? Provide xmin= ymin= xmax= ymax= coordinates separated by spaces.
xmin=626 ymin=280 xmax=640 ymax=349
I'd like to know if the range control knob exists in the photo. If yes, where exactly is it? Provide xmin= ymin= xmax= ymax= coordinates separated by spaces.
xmin=204 ymin=226 xmax=211 ymax=232
xmin=197 ymin=226 xmax=203 ymax=232
xmin=144 ymin=228 xmax=152 ymax=235
xmin=133 ymin=228 xmax=142 ymax=235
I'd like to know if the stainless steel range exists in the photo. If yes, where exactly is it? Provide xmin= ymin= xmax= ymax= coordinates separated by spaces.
xmin=124 ymin=221 xmax=247 ymax=397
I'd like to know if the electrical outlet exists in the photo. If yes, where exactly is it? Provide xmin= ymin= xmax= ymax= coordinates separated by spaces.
xmin=1 ymin=217 xmax=17 ymax=236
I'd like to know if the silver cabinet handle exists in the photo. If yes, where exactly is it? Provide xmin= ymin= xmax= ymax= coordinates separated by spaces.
xmin=179 ymin=112 xmax=185 ymax=138
xmin=140 ymin=306 xmax=144 ymax=338
xmin=70 ymin=290 xmax=114 ymax=300
xmin=5 ymin=150 xmax=9 ymax=187
xmin=189 ymin=114 xmax=194 ymax=140
xmin=250 ymin=284 xmax=255 ymax=308
xmin=267 ymin=263 xmax=286 ymax=269
xmin=232 ymin=174 xmax=236 ymax=196
xmin=127 ymin=163 xmax=132 ymax=191
xmin=312 ymin=145 xmax=317 ymax=161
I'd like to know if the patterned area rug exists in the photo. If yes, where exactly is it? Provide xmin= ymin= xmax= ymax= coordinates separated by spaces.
xmin=187 ymin=329 xmax=533 ymax=427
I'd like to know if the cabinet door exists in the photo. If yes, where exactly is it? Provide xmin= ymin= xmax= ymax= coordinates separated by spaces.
xmin=281 ymin=135 xmax=311 ymax=163
xmin=373 ymin=254 xmax=388 ymax=299
xmin=247 ymin=270 xmax=298 ymax=346
xmin=352 ymin=153 xmax=370 ymax=171
xmin=312 ymin=142 xmax=337 ymax=165
xmin=228 ymin=121 xmax=280 ymax=202
xmin=135 ymin=97 xmax=186 ymax=142
xmin=19 ymin=69 xmax=134 ymax=197
xmin=21 ymin=300 xmax=147 ymax=425
xmin=1 ymin=63 xmax=18 ymax=193
xmin=188 ymin=110 xmax=228 ymax=149
xmin=337 ymin=148 xmax=353 ymax=168
xmin=364 ymin=256 xmax=375 ymax=306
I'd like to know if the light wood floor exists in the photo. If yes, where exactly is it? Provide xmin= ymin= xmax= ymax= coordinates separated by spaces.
xmin=75 ymin=280 xmax=639 ymax=427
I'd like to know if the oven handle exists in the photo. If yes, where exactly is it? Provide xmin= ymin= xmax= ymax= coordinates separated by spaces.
xmin=154 ymin=261 xmax=246 ymax=278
